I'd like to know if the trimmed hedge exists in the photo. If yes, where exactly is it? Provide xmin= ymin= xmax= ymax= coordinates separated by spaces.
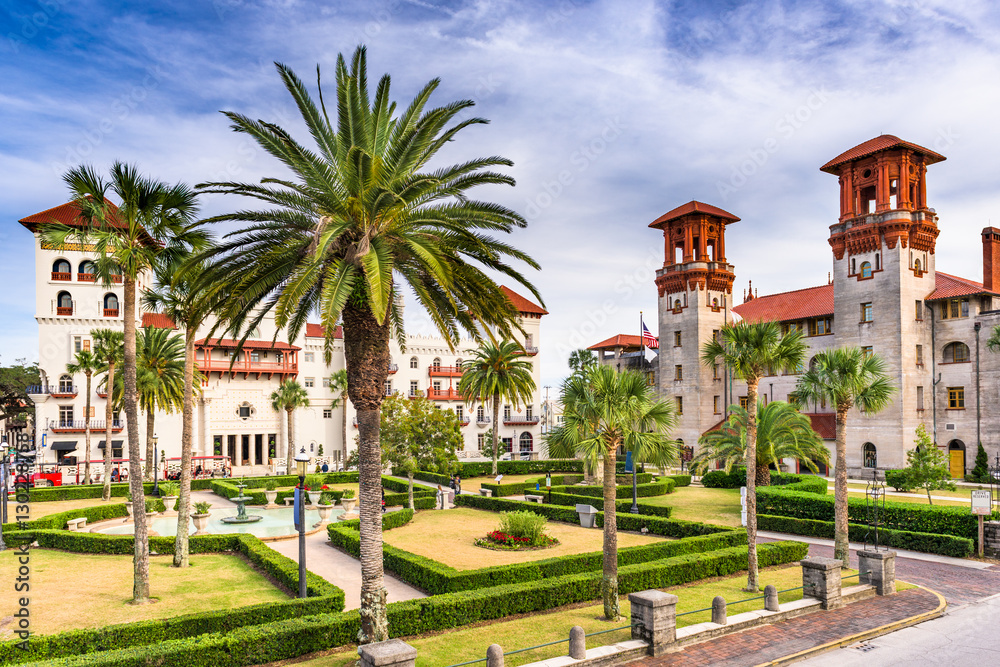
xmin=454 ymin=459 xmax=584 ymax=477
xmin=479 ymin=473 xmax=657 ymax=498
xmin=545 ymin=490 xmax=673 ymax=518
xmin=547 ymin=479 xmax=674 ymax=499
xmin=702 ymin=469 xmax=829 ymax=495
xmin=758 ymin=514 xmax=974 ymax=558
xmin=28 ymin=540 xmax=805 ymax=667
xmin=4 ymin=503 xmax=130 ymax=533
xmin=664 ymin=474 xmax=691 ymax=487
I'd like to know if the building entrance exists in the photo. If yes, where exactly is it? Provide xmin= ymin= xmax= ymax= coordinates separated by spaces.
xmin=948 ymin=440 xmax=966 ymax=479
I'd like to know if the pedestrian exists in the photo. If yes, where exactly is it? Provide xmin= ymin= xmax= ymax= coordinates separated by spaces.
xmin=321 ymin=461 xmax=329 ymax=473
xmin=437 ymin=484 xmax=445 ymax=510
xmin=381 ymin=487 xmax=386 ymax=514
xmin=455 ymin=473 xmax=462 ymax=495
xmin=449 ymin=474 xmax=456 ymax=492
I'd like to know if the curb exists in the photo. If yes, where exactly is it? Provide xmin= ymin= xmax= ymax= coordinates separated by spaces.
xmin=754 ymin=585 xmax=947 ymax=666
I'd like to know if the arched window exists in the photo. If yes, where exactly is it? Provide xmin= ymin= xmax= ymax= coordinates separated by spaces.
xmin=409 ymin=356 xmax=418 ymax=369
xmin=52 ymin=259 xmax=71 ymax=280
xmin=712 ymin=297 xmax=719 ymax=308
xmin=455 ymin=358 xmax=463 ymax=367
xmin=673 ymin=299 xmax=681 ymax=310
xmin=808 ymin=356 xmax=818 ymax=371
xmin=914 ymin=258 xmax=922 ymax=273
xmin=519 ymin=432 xmax=533 ymax=453
xmin=103 ymin=293 xmax=119 ymax=317
xmin=862 ymin=443 xmax=877 ymax=469
xmin=432 ymin=357 xmax=441 ymax=370
xmin=943 ymin=342 xmax=970 ymax=363
xmin=58 ymin=374 xmax=73 ymax=393
xmin=860 ymin=261 xmax=872 ymax=279
xmin=78 ymin=260 xmax=96 ymax=281
xmin=477 ymin=405 xmax=485 ymax=422
xmin=56 ymin=291 xmax=73 ymax=315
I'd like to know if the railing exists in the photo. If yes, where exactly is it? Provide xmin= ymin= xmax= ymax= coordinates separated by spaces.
xmin=476 ymin=416 xmax=492 ymax=425
xmin=197 ymin=359 xmax=298 ymax=375
xmin=26 ymin=385 xmax=49 ymax=395
xmin=51 ymin=272 xmax=71 ymax=281
xmin=388 ymin=363 xmax=399 ymax=374
xmin=56 ymin=306 xmax=74 ymax=316
xmin=97 ymin=389 xmax=108 ymax=398
xmin=524 ymin=346 xmax=539 ymax=355
xmin=49 ymin=420 xmax=123 ymax=432
xmin=51 ymin=385 xmax=78 ymax=398
xmin=503 ymin=415 xmax=540 ymax=425
xmin=428 ymin=365 xmax=464 ymax=377
xmin=104 ymin=308 xmax=119 ymax=318
xmin=427 ymin=388 xmax=463 ymax=401
xmin=460 ymin=416 xmax=471 ymax=425
xmin=78 ymin=273 xmax=96 ymax=283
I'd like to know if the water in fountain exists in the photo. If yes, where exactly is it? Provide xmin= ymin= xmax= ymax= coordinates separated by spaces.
xmin=221 ymin=481 xmax=264 ymax=524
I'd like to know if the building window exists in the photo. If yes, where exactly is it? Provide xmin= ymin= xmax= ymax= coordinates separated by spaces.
xmin=432 ymin=380 xmax=441 ymax=393
xmin=409 ymin=356 xmax=418 ymax=369
xmin=739 ymin=396 xmax=749 ymax=410
xmin=675 ymin=365 xmax=683 ymax=381
xmin=675 ymin=396 xmax=683 ymax=415
xmin=103 ymin=293 xmax=119 ymax=317
xmin=477 ymin=433 xmax=486 ymax=450
xmin=52 ymin=258 xmax=72 ymax=280
xmin=917 ymin=386 xmax=924 ymax=411
xmin=59 ymin=405 xmax=74 ymax=426
xmin=713 ymin=395 xmax=721 ymax=414
xmin=384 ymin=380 xmax=392 ymax=396
xmin=409 ymin=380 xmax=418 ymax=397
xmin=860 ymin=261 xmax=872 ymax=279
xmin=863 ymin=443 xmax=877 ymax=468
xmin=851 ymin=258 xmax=856 ymax=275
xmin=250 ymin=351 xmax=260 ymax=363
xmin=321 ymin=376 xmax=330 ymax=387
xmin=809 ymin=317 xmax=832 ymax=336
xmin=524 ymin=334 xmax=533 ymax=350
xmin=477 ymin=405 xmax=485 ymax=422
xmin=948 ymin=387 xmax=965 ymax=409
xmin=943 ymin=342 xmax=970 ymax=364
xmin=915 ymin=300 xmax=923 ymax=321
xmin=713 ymin=363 xmax=720 ymax=380
xmin=56 ymin=291 xmax=73 ymax=315
xmin=323 ymin=409 xmax=332 ymax=419
xmin=304 ymin=377 xmax=314 ymax=388
xmin=943 ymin=298 xmax=970 ymax=319
xmin=455 ymin=405 xmax=464 ymax=421
xmin=525 ymin=405 xmax=533 ymax=418
xmin=59 ymin=374 xmax=73 ymax=393
xmin=861 ymin=346 xmax=873 ymax=358
xmin=860 ymin=302 xmax=873 ymax=323
xmin=432 ymin=357 xmax=441 ymax=370
xmin=503 ymin=405 xmax=511 ymax=419
xmin=238 ymin=403 xmax=252 ymax=419
xmin=304 ymin=352 xmax=315 ymax=362
xmin=647 ymin=371 xmax=655 ymax=386
xmin=74 ymin=335 xmax=83 ymax=353
xmin=674 ymin=331 xmax=682 ymax=347
xmin=916 ymin=344 xmax=923 ymax=366
xmin=914 ymin=258 xmax=922 ymax=273
xmin=712 ymin=329 xmax=719 ymax=341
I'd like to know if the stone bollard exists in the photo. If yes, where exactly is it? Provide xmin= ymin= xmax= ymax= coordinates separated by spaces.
xmin=486 ymin=644 xmax=504 ymax=667
xmin=711 ymin=596 xmax=726 ymax=625
xmin=764 ymin=584 xmax=779 ymax=612
xmin=627 ymin=589 xmax=678 ymax=657
xmin=858 ymin=550 xmax=897 ymax=596
xmin=358 ymin=639 xmax=417 ymax=667
xmin=569 ymin=625 xmax=586 ymax=659
xmin=801 ymin=557 xmax=843 ymax=610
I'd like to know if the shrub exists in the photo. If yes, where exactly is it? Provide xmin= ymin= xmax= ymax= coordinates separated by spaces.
xmin=497 ymin=511 xmax=548 ymax=545
xmin=971 ymin=443 xmax=991 ymax=483
xmin=544 ymin=491 xmax=673 ymax=518
xmin=304 ymin=474 xmax=325 ymax=492
xmin=546 ymin=479 xmax=674 ymax=499
xmin=264 ymin=480 xmax=278 ymax=491
xmin=701 ymin=469 xmax=745 ymax=488
xmin=318 ymin=492 xmax=335 ymax=506
xmin=664 ymin=474 xmax=692 ymax=487
xmin=159 ymin=482 xmax=179 ymax=497
xmin=885 ymin=469 xmax=911 ymax=492
xmin=193 ymin=501 xmax=212 ymax=515
xmin=340 ymin=488 xmax=355 ymax=499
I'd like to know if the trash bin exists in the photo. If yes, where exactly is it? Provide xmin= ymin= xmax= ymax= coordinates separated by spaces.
xmin=575 ymin=504 xmax=598 ymax=528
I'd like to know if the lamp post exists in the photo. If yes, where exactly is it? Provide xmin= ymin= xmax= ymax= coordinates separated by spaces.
xmin=0 ymin=435 xmax=7 ymax=551
xmin=295 ymin=445 xmax=310 ymax=598
xmin=630 ymin=452 xmax=639 ymax=515
xmin=152 ymin=433 xmax=159 ymax=496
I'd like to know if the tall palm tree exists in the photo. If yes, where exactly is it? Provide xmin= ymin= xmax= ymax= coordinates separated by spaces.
xmin=701 ymin=320 xmax=806 ymax=592
xmin=793 ymin=348 xmax=894 ymax=567
xmin=693 ymin=400 xmax=829 ymax=485
xmin=547 ymin=365 xmax=677 ymax=620
xmin=91 ymin=329 xmax=123 ymax=501
xmin=329 ymin=369 xmax=349 ymax=468
xmin=458 ymin=341 xmax=536 ymax=475
xmin=41 ymin=163 xmax=205 ymax=604
xmin=190 ymin=47 xmax=539 ymax=641
xmin=567 ymin=349 xmax=597 ymax=376
xmin=142 ymin=259 xmax=215 ymax=567
xmin=271 ymin=379 xmax=310 ymax=471
xmin=987 ymin=324 xmax=1000 ymax=354
xmin=66 ymin=349 xmax=101 ymax=485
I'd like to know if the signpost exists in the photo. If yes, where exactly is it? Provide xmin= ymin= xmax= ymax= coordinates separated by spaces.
xmin=972 ymin=490 xmax=992 ymax=557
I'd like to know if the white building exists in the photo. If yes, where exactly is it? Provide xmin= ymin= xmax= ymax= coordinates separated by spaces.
xmin=20 ymin=201 xmax=547 ymax=478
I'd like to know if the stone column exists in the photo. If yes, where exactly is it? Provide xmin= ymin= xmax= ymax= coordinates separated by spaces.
xmin=858 ymin=550 xmax=896 ymax=596
xmin=801 ymin=557 xmax=843 ymax=610
xmin=358 ymin=639 xmax=416 ymax=667
xmin=628 ymin=589 xmax=678 ymax=657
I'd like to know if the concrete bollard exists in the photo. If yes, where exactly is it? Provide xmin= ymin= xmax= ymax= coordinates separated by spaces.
xmin=627 ymin=589 xmax=678 ymax=657
xmin=764 ymin=584 xmax=779 ymax=612
xmin=858 ymin=550 xmax=897 ymax=596
xmin=569 ymin=625 xmax=586 ymax=659
xmin=486 ymin=643 xmax=504 ymax=667
xmin=711 ymin=595 xmax=726 ymax=625
xmin=801 ymin=557 xmax=844 ymax=610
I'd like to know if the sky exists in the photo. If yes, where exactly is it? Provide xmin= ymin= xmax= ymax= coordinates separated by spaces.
xmin=2 ymin=0 xmax=1000 ymax=390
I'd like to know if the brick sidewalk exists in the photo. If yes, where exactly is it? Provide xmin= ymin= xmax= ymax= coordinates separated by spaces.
xmin=635 ymin=587 xmax=940 ymax=667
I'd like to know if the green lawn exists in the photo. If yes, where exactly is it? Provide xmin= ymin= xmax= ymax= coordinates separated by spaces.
xmin=837 ymin=481 xmax=988 ymax=503
xmin=642 ymin=485 xmax=742 ymax=527
xmin=460 ymin=473 xmax=543 ymax=494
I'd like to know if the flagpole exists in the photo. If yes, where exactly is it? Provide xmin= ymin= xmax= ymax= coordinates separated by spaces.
xmin=633 ymin=310 xmax=642 ymax=512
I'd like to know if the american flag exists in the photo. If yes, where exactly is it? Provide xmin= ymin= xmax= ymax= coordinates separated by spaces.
xmin=641 ymin=321 xmax=658 ymax=349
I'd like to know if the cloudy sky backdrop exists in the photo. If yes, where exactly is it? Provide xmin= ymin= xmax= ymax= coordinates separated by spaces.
xmin=2 ymin=0 xmax=999 ymax=388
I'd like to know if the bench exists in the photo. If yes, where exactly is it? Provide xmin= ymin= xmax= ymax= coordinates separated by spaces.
xmin=524 ymin=494 xmax=544 ymax=504
xmin=479 ymin=489 xmax=492 ymax=497
xmin=66 ymin=518 xmax=87 ymax=531
xmin=283 ymin=497 xmax=295 ymax=506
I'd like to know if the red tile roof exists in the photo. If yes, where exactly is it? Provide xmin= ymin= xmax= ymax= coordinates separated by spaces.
xmin=588 ymin=334 xmax=644 ymax=351
xmin=194 ymin=338 xmax=301 ymax=351
xmin=501 ymin=285 xmax=547 ymax=315
xmin=926 ymin=271 xmax=999 ymax=300
xmin=305 ymin=323 xmax=343 ymax=338
xmin=649 ymin=200 xmax=740 ymax=229
xmin=820 ymin=135 xmax=946 ymax=173
xmin=141 ymin=313 xmax=176 ymax=330
xmin=19 ymin=198 xmax=157 ymax=245
xmin=805 ymin=413 xmax=836 ymax=440
xmin=731 ymin=284 xmax=834 ymax=323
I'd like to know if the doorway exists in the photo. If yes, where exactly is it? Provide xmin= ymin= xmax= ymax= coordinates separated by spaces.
xmin=241 ymin=435 xmax=251 ymax=465
xmin=948 ymin=440 xmax=966 ymax=479
xmin=254 ymin=434 xmax=263 ymax=465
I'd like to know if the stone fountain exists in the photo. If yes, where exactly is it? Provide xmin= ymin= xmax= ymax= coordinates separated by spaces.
xmin=221 ymin=481 xmax=263 ymax=524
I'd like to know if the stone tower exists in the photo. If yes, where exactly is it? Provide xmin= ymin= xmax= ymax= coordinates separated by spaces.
xmin=822 ymin=135 xmax=945 ymax=472
xmin=651 ymin=201 xmax=739 ymax=453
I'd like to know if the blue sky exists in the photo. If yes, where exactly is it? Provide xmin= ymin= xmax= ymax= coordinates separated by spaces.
xmin=3 ymin=0 xmax=1000 ymax=388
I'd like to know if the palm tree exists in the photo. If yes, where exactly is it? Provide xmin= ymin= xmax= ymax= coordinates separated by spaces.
xmin=66 ymin=349 xmax=101 ymax=485
xmin=793 ymin=348 xmax=894 ymax=567
xmin=41 ymin=163 xmax=205 ymax=604
xmin=91 ymin=329 xmax=123 ymax=502
xmin=142 ymin=259 xmax=215 ymax=567
xmin=329 ymin=369 xmax=349 ymax=469
xmin=567 ymin=349 xmax=597 ymax=376
xmin=458 ymin=341 xmax=536 ymax=475
xmin=701 ymin=320 xmax=806 ymax=592
xmin=190 ymin=47 xmax=540 ymax=641
xmin=271 ymin=379 xmax=310 ymax=471
xmin=547 ymin=365 xmax=677 ymax=620
xmin=693 ymin=400 xmax=829 ymax=485
xmin=987 ymin=324 xmax=1000 ymax=354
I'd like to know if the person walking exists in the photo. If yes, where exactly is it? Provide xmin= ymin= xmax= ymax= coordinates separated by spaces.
xmin=455 ymin=474 xmax=462 ymax=495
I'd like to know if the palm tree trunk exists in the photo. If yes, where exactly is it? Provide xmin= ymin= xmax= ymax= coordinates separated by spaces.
xmin=102 ymin=362 xmax=115 ymax=501
xmin=84 ymin=372 xmax=92 ymax=485
xmin=744 ymin=381 xmax=759 ymax=592
xmin=341 ymin=392 xmax=348 ymax=470
xmin=755 ymin=463 xmax=771 ymax=487
xmin=602 ymin=448 xmax=620 ymax=620
xmin=145 ymin=410 xmax=155 ymax=480
xmin=491 ymin=394 xmax=501 ymax=476
xmin=343 ymin=303 xmax=392 ymax=645
xmin=124 ymin=276 xmax=150 ymax=603
xmin=285 ymin=407 xmax=294 ymax=473
xmin=174 ymin=327 xmax=196 ymax=567
xmin=834 ymin=407 xmax=850 ymax=567
xmin=407 ymin=470 xmax=414 ymax=510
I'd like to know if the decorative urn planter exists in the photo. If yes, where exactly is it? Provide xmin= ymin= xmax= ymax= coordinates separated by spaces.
xmin=145 ymin=511 xmax=158 ymax=529
xmin=163 ymin=496 xmax=179 ymax=513
xmin=124 ymin=501 xmax=134 ymax=519
xmin=315 ymin=503 xmax=334 ymax=524
xmin=264 ymin=489 xmax=278 ymax=506
xmin=191 ymin=513 xmax=211 ymax=535
xmin=341 ymin=497 xmax=356 ymax=513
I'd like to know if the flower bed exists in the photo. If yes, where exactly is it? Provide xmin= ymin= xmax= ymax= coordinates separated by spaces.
xmin=475 ymin=530 xmax=560 ymax=550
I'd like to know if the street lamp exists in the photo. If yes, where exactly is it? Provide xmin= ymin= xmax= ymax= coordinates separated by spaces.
xmin=0 ymin=435 xmax=7 ymax=551
xmin=630 ymin=451 xmax=639 ymax=515
xmin=152 ymin=433 xmax=159 ymax=496
xmin=294 ymin=445 xmax=310 ymax=598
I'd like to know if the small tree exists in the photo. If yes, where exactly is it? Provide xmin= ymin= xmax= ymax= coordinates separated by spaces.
xmin=904 ymin=424 xmax=957 ymax=504
xmin=971 ymin=443 xmax=990 ymax=483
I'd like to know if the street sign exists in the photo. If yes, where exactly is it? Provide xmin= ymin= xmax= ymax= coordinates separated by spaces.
xmin=972 ymin=490 xmax=992 ymax=515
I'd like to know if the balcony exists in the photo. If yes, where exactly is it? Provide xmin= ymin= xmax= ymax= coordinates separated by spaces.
xmin=49 ymin=420 xmax=123 ymax=433
xmin=78 ymin=273 xmax=96 ymax=283
xmin=56 ymin=306 xmax=74 ymax=316
xmin=27 ymin=385 xmax=79 ymax=398
xmin=459 ymin=416 xmax=471 ymax=425
xmin=476 ymin=415 xmax=492 ymax=426
xmin=97 ymin=389 xmax=108 ymax=398
xmin=104 ymin=308 xmax=119 ymax=318
xmin=503 ymin=415 xmax=540 ymax=425
xmin=51 ymin=272 xmax=71 ymax=281
xmin=428 ymin=365 xmax=464 ymax=378
xmin=427 ymin=388 xmax=463 ymax=401
xmin=388 ymin=364 xmax=399 ymax=374
xmin=197 ymin=358 xmax=298 ymax=379
xmin=524 ymin=347 xmax=539 ymax=356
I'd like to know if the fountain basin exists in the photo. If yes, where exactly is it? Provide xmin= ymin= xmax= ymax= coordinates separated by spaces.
xmin=96 ymin=506 xmax=340 ymax=539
